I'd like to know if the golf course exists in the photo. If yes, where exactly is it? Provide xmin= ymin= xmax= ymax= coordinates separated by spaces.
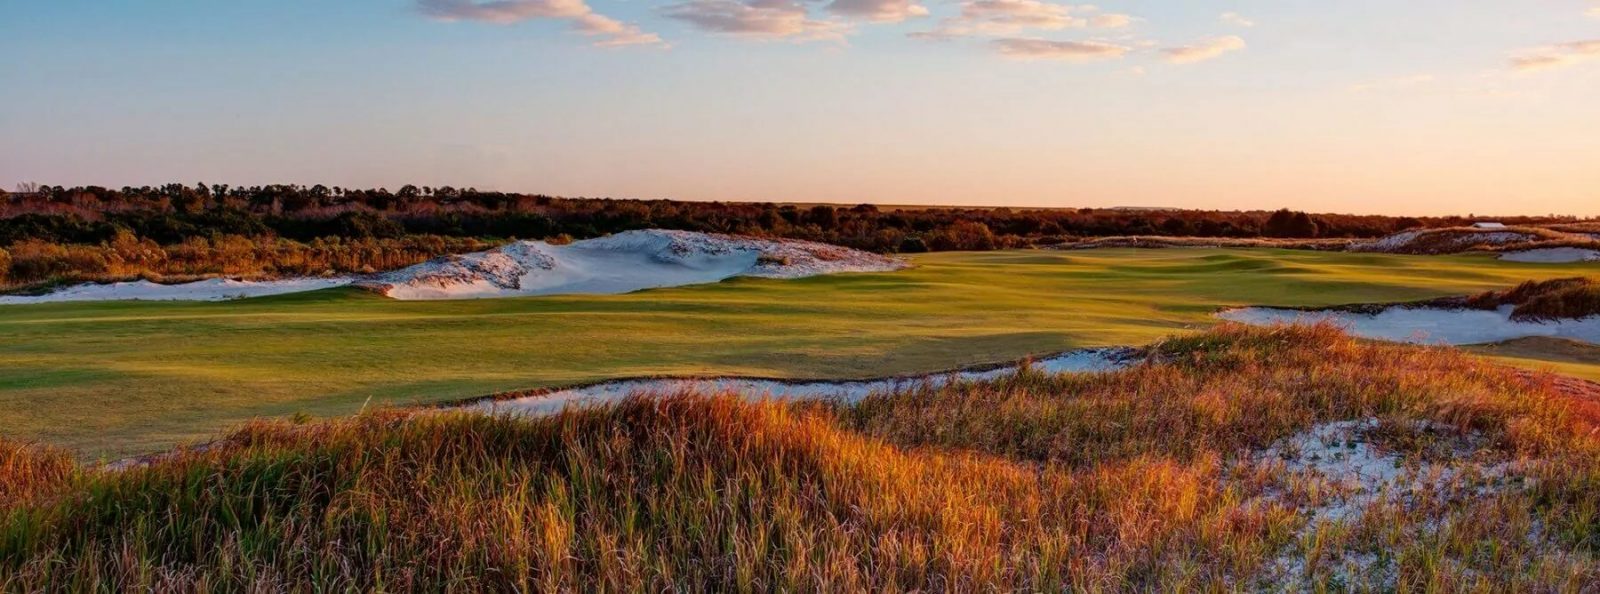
xmin=5 ymin=247 xmax=1597 ymax=458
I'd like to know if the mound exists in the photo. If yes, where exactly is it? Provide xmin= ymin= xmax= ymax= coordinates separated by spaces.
xmin=1351 ymin=227 xmax=1538 ymax=254
xmin=1352 ymin=226 xmax=1599 ymax=256
xmin=361 ymin=229 xmax=909 ymax=300
xmin=1220 ymin=277 xmax=1600 ymax=346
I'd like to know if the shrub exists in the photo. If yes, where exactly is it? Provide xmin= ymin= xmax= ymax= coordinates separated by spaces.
xmin=1465 ymin=277 xmax=1600 ymax=321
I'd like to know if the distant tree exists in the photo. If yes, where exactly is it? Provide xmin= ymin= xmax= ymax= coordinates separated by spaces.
xmin=1264 ymin=209 xmax=1320 ymax=238
xmin=899 ymin=236 xmax=929 ymax=253
xmin=808 ymin=205 xmax=838 ymax=228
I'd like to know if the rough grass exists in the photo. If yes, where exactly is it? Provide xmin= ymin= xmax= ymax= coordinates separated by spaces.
xmin=3 ymin=324 xmax=1600 ymax=591
xmin=1465 ymin=277 xmax=1600 ymax=321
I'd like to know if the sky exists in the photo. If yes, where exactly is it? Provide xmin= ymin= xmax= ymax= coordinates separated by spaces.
xmin=1 ymin=1 xmax=1597 ymax=216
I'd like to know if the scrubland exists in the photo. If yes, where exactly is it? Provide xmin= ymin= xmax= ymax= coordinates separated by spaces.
xmin=3 ymin=324 xmax=1599 ymax=591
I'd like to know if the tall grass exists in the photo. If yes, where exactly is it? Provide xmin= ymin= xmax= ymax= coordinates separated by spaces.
xmin=3 ymin=324 xmax=1599 ymax=591
xmin=1465 ymin=277 xmax=1600 ymax=321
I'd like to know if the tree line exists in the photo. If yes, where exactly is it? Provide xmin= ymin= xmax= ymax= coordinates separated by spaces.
xmin=0 ymin=182 xmax=1586 ymax=288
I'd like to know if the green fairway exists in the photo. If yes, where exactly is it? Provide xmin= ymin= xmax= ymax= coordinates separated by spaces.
xmin=3 ymin=248 xmax=1597 ymax=458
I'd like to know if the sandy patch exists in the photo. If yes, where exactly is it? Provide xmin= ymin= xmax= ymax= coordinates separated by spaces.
xmin=2 ymin=230 xmax=908 ymax=304
xmin=0 ymin=277 xmax=354 ymax=304
xmin=467 ymin=348 xmax=1135 ymax=417
xmin=1498 ymin=248 xmax=1600 ymax=263
xmin=1352 ymin=229 xmax=1536 ymax=254
xmin=364 ymin=229 xmax=909 ymax=300
xmin=1242 ymin=419 xmax=1528 ymax=591
xmin=1219 ymin=305 xmax=1600 ymax=345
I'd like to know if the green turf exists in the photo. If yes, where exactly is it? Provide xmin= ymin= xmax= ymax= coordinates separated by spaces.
xmin=3 ymin=248 xmax=1597 ymax=458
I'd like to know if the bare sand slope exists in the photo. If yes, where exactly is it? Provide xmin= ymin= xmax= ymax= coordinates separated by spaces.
xmin=363 ymin=229 xmax=909 ymax=300
xmin=1 ymin=230 xmax=908 ymax=304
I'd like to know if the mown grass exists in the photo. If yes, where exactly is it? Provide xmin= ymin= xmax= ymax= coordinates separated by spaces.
xmin=3 ymin=324 xmax=1599 ymax=591
xmin=3 ymin=248 xmax=1599 ymax=458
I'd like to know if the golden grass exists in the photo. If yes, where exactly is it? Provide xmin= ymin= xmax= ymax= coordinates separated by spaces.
xmin=3 ymin=324 xmax=1600 ymax=591
xmin=1464 ymin=277 xmax=1600 ymax=322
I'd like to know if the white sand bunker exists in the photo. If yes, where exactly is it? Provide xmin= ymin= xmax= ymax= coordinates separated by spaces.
xmin=0 ymin=277 xmax=354 ymax=305
xmin=468 ymin=348 xmax=1134 ymax=417
xmin=1219 ymin=305 xmax=1600 ymax=345
xmin=363 ymin=229 xmax=909 ymax=300
xmin=1498 ymin=248 xmax=1600 ymax=263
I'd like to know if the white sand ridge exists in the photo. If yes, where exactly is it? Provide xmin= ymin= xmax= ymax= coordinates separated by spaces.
xmin=361 ymin=229 xmax=909 ymax=300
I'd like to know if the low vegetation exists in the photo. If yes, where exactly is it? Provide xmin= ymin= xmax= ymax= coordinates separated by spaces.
xmin=0 ymin=232 xmax=499 ymax=292
xmin=3 ymin=324 xmax=1599 ymax=591
xmin=1466 ymin=277 xmax=1600 ymax=321
xmin=7 ymin=182 xmax=1594 ymax=287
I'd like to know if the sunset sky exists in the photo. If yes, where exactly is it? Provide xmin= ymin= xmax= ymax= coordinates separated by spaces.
xmin=2 ymin=1 xmax=1597 ymax=215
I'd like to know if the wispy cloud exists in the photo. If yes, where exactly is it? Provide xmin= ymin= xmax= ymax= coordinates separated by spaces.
xmin=1589 ymin=6 xmax=1600 ymax=18
xmin=1509 ymin=39 xmax=1600 ymax=71
xmin=1162 ymin=35 xmax=1246 ymax=64
xmin=825 ymin=0 xmax=929 ymax=23
xmin=1219 ymin=12 xmax=1255 ymax=28
xmin=991 ymin=38 xmax=1130 ymax=61
xmin=661 ymin=0 xmax=849 ymax=41
xmin=910 ymin=0 xmax=1132 ymax=39
xmin=417 ymin=0 xmax=664 ymax=47
xmin=1089 ymin=12 xmax=1134 ymax=29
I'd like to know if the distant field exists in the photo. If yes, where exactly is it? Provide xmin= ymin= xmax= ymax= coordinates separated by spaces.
xmin=2 ymin=248 xmax=1597 ymax=458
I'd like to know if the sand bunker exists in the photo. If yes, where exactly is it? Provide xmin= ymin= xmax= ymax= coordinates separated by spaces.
xmin=2 ymin=231 xmax=907 ymax=304
xmin=0 ymin=277 xmax=354 ymax=305
xmin=1498 ymin=248 xmax=1600 ymax=263
xmin=1219 ymin=305 xmax=1600 ymax=345
xmin=364 ymin=229 xmax=908 ymax=300
xmin=468 ymin=348 xmax=1134 ymax=417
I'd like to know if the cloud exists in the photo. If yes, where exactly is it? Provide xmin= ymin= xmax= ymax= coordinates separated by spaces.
xmin=991 ymin=38 xmax=1130 ymax=61
xmin=1089 ymin=13 xmax=1133 ymax=29
xmin=420 ymin=0 xmax=587 ymax=23
xmin=417 ymin=0 xmax=663 ymax=47
xmin=825 ymin=0 xmax=929 ymax=23
xmin=1162 ymin=35 xmax=1246 ymax=64
xmin=910 ymin=0 xmax=1131 ymax=39
xmin=661 ymin=0 xmax=849 ymax=41
xmin=1589 ymin=7 xmax=1600 ymax=18
xmin=1219 ymin=12 xmax=1255 ymax=28
xmin=572 ymin=13 xmax=666 ymax=47
xmin=1510 ymin=40 xmax=1600 ymax=71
